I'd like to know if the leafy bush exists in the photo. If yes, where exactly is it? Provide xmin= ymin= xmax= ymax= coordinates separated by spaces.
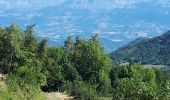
xmin=110 ymin=64 xmax=158 ymax=99
xmin=3 ymin=63 xmax=46 ymax=100
xmin=73 ymin=81 xmax=98 ymax=100
xmin=0 ymin=76 xmax=45 ymax=100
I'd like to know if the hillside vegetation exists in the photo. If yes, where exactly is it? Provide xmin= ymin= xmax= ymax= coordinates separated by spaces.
xmin=0 ymin=24 xmax=170 ymax=100
xmin=110 ymin=31 xmax=170 ymax=66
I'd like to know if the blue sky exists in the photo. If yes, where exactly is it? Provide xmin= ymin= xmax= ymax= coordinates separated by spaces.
xmin=0 ymin=0 xmax=170 ymax=52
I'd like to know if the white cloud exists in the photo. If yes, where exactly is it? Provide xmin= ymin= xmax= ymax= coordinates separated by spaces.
xmin=47 ymin=21 xmax=60 ymax=27
xmin=98 ymin=22 xmax=107 ymax=29
xmin=138 ymin=32 xmax=148 ymax=37
xmin=106 ymin=32 xmax=119 ymax=35
xmin=51 ymin=35 xmax=61 ymax=39
xmin=92 ymin=30 xmax=101 ymax=34
xmin=0 ymin=0 xmax=67 ymax=10
xmin=0 ymin=0 xmax=170 ymax=11
xmin=0 ymin=10 xmax=9 ymax=17
xmin=0 ymin=10 xmax=4 ymax=14
xmin=127 ymin=21 xmax=170 ymax=38
xmin=22 ymin=12 xmax=43 ymax=20
xmin=93 ymin=22 xmax=108 ymax=34
xmin=155 ymin=0 xmax=170 ymax=8
xmin=0 ymin=0 xmax=155 ymax=10
xmin=123 ymin=32 xmax=134 ymax=39
xmin=67 ymin=0 xmax=152 ymax=11
xmin=0 ymin=14 xmax=8 ymax=17
xmin=111 ymin=39 xmax=124 ymax=42
xmin=44 ymin=14 xmax=83 ymax=39
xmin=110 ymin=0 xmax=147 ymax=9
xmin=0 ymin=9 xmax=44 ymax=20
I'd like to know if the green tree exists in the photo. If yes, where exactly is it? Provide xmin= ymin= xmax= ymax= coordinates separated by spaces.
xmin=110 ymin=64 xmax=158 ymax=99
xmin=64 ymin=36 xmax=73 ymax=51
xmin=0 ymin=24 xmax=46 ymax=99
xmin=37 ymin=38 xmax=47 ymax=59
xmin=23 ymin=24 xmax=38 ymax=53
xmin=0 ymin=23 xmax=23 ymax=74
xmin=71 ymin=35 xmax=111 ymax=96
xmin=42 ymin=48 xmax=65 ymax=91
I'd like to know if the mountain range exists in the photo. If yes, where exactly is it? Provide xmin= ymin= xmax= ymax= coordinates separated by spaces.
xmin=110 ymin=31 xmax=170 ymax=66
xmin=1 ymin=1 xmax=170 ymax=52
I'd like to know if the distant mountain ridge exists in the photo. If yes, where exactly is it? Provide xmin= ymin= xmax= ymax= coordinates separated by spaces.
xmin=126 ymin=37 xmax=150 ymax=46
xmin=110 ymin=31 xmax=170 ymax=66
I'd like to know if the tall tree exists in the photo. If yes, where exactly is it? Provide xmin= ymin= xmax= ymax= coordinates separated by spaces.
xmin=110 ymin=64 xmax=158 ymax=99
xmin=71 ymin=35 xmax=111 ymax=96
xmin=23 ymin=24 xmax=37 ymax=52
xmin=37 ymin=38 xmax=47 ymax=59
xmin=0 ymin=23 xmax=23 ymax=73
xmin=64 ymin=36 xmax=73 ymax=51
xmin=74 ymin=35 xmax=81 ymax=47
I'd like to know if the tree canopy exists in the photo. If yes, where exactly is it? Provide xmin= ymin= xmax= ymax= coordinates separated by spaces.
xmin=0 ymin=24 xmax=170 ymax=100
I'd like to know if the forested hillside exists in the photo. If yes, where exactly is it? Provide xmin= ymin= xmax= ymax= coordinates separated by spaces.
xmin=0 ymin=24 xmax=170 ymax=100
xmin=110 ymin=31 xmax=170 ymax=66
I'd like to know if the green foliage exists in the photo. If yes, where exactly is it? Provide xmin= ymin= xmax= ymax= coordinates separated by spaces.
xmin=73 ymin=81 xmax=98 ymax=100
xmin=64 ymin=36 xmax=74 ymax=51
xmin=0 ymin=23 xmax=24 ymax=74
xmin=0 ymin=64 xmax=45 ymax=100
xmin=62 ymin=61 xmax=81 ymax=82
xmin=4 ymin=59 xmax=46 ymax=99
xmin=71 ymin=35 xmax=111 ymax=96
xmin=1 ymin=24 xmax=170 ymax=100
xmin=110 ymin=64 xmax=170 ymax=99
xmin=0 ymin=24 xmax=46 ymax=100
xmin=24 ymin=24 xmax=38 ymax=52
xmin=62 ymin=80 xmax=74 ymax=94
xmin=42 ymin=48 xmax=65 ymax=91
xmin=154 ymin=68 xmax=170 ymax=99
xmin=0 ymin=83 xmax=45 ymax=100
xmin=37 ymin=39 xmax=47 ymax=59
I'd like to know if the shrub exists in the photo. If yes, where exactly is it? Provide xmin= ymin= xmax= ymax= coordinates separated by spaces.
xmin=73 ymin=81 xmax=97 ymax=100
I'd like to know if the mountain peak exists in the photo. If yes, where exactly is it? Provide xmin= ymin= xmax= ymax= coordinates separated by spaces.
xmin=123 ymin=37 xmax=149 ymax=47
xmin=110 ymin=31 xmax=170 ymax=65
xmin=163 ymin=30 xmax=170 ymax=35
